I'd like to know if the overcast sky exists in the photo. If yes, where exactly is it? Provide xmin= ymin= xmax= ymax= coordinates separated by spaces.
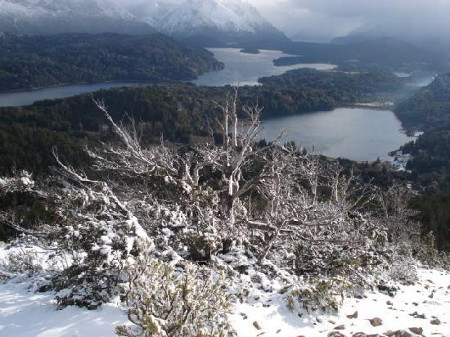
xmin=247 ymin=0 xmax=450 ymax=42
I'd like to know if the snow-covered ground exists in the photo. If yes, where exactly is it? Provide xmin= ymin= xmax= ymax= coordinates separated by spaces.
xmin=0 ymin=266 xmax=449 ymax=336
xmin=231 ymin=267 xmax=450 ymax=336
xmin=0 ymin=280 xmax=128 ymax=337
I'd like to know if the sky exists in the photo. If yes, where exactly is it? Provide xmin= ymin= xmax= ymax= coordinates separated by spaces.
xmin=247 ymin=0 xmax=450 ymax=42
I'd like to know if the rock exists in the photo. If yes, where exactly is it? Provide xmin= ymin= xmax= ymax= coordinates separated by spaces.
xmin=378 ymin=284 xmax=397 ymax=297
xmin=409 ymin=311 xmax=426 ymax=319
xmin=430 ymin=318 xmax=441 ymax=325
xmin=334 ymin=325 xmax=345 ymax=330
xmin=262 ymin=303 xmax=270 ymax=307
xmin=384 ymin=330 xmax=412 ymax=337
xmin=386 ymin=300 xmax=393 ymax=306
xmin=253 ymin=321 xmax=262 ymax=330
xmin=328 ymin=319 xmax=336 ymax=324
xmin=408 ymin=327 xmax=423 ymax=335
xmin=347 ymin=311 xmax=358 ymax=319
xmin=240 ymin=313 xmax=248 ymax=320
xmin=328 ymin=332 xmax=345 ymax=337
xmin=369 ymin=317 xmax=383 ymax=327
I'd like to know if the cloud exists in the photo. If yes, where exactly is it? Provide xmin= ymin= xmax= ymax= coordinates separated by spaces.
xmin=247 ymin=0 xmax=450 ymax=42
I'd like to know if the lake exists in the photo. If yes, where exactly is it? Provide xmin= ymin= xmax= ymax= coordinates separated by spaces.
xmin=0 ymin=48 xmax=335 ymax=107
xmin=193 ymin=48 xmax=336 ymax=86
xmin=0 ymin=82 xmax=150 ymax=107
xmin=259 ymin=107 xmax=415 ymax=162
xmin=0 ymin=49 xmax=412 ymax=162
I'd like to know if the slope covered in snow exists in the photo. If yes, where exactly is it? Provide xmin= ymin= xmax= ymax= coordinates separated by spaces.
xmin=1 ymin=245 xmax=448 ymax=337
xmin=133 ymin=0 xmax=289 ymax=45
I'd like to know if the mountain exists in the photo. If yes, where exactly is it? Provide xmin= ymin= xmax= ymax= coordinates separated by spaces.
xmin=0 ymin=0 xmax=155 ymax=35
xmin=134 ymin=0 xmax=289 ymax=46
xmin=0 ymin=0 xmax=289 ymax=47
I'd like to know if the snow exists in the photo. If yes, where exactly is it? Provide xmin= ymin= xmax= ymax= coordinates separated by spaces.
xmin=230 ymin=267 xmax=450 ymax=336
xmin=0 ymin=280 xmax=128 ymax=337
xmin=0 ymin=263 xmax=448 ymax=336
xmin=0 ymin=0 xmax=274 ymax=36
xmin=160 ymin=0 xmax=264 ymax=33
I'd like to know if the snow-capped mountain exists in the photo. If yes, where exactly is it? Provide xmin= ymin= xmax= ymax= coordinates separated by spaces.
xmin=0 ymin=0 xmax=287 ymax=46
xmin=0 ymin=0 xmax=155 ymax=35
xmin=127 ymin=0 xmax=289 ymax=45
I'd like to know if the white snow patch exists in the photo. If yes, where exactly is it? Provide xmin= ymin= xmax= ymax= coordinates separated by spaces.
xmin=230 ymin=267 xmax=450 ymax=336
xmin=0 ymin=281 xmax=128 ymax=337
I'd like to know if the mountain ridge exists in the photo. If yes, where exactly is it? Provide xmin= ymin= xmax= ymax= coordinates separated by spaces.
xmin=0 ymin=0 xmax=289 ymax=46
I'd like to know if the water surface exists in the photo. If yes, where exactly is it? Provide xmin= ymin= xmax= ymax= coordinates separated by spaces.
xmin=193 ymin=48 xmax=336 ymax=86
xmin=259 ymin=107 xmax=415 ymax=162
xmin=0 ymin=82 xmax=150 ymax=107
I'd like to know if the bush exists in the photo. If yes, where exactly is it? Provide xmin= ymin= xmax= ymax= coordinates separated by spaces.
xmin=286 ymin=277 xmax=352 ymax=314
xmin=117 ymin=253 xmax=235 ymax=337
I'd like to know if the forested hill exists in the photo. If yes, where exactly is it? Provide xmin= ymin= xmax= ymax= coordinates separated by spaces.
xmin=395 ymin=73 xmax=450 ymax=130
xmin=0 ymin=33 xmax=224 ymax=91
xmin=393 ymin=74 xmax=450 ymax=249
xmin=395 ymin=73 xmax=450 ymax=192
xmin=259 ymin=68 xmax=405 ymax=102
xmin=271 ymin=37 xmax=449 ymax=73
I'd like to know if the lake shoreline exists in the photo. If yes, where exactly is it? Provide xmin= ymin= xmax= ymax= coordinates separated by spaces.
xmin=0 ymin=80 xmax=162 ymax=94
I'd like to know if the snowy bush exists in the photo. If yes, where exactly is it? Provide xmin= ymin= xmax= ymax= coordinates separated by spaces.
xmin=1 ymin=246 xmax=43 ymax=276
xmin=116 ymin=252 xmax=235 ymax=337
xmin=286 ymin=277 xmax=352 ymax=313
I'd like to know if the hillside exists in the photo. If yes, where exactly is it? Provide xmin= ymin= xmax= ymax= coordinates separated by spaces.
xmin=0 ymin=33 xmax=224 ymax=91
xmin=273 ymin=37 xmax=448 ymax=73
xmin=393 ymin=74 xmax=450 ymax=249
xmin=396 ymin=73 xmax=450 ymax=130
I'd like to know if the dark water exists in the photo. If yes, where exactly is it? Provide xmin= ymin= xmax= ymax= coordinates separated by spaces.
xmin=259 ymin=107 xmax=415 ymax=162
xmin=0 ymin=82 xmax=150 ymax=107
xmin=193 ymin=48 xmax=336 ymax=87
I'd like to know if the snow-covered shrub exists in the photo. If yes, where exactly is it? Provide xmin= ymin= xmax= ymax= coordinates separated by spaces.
xmin=0 ymin=170 xmax=34 ymax=195
xmin=1 ymin=246 xmax=43 ymax=275
xmin=41 ymin=162 xmax=152 ymax=309
xmin=52 ymin=214 xmax=148 ymax=309
xmin=286 ymin=277 xmax=352 ymax=313
xmin=415 ymin=232 xmax=450 ymax=270
xmin=116 ymin=253 xmax=235 ymax=337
